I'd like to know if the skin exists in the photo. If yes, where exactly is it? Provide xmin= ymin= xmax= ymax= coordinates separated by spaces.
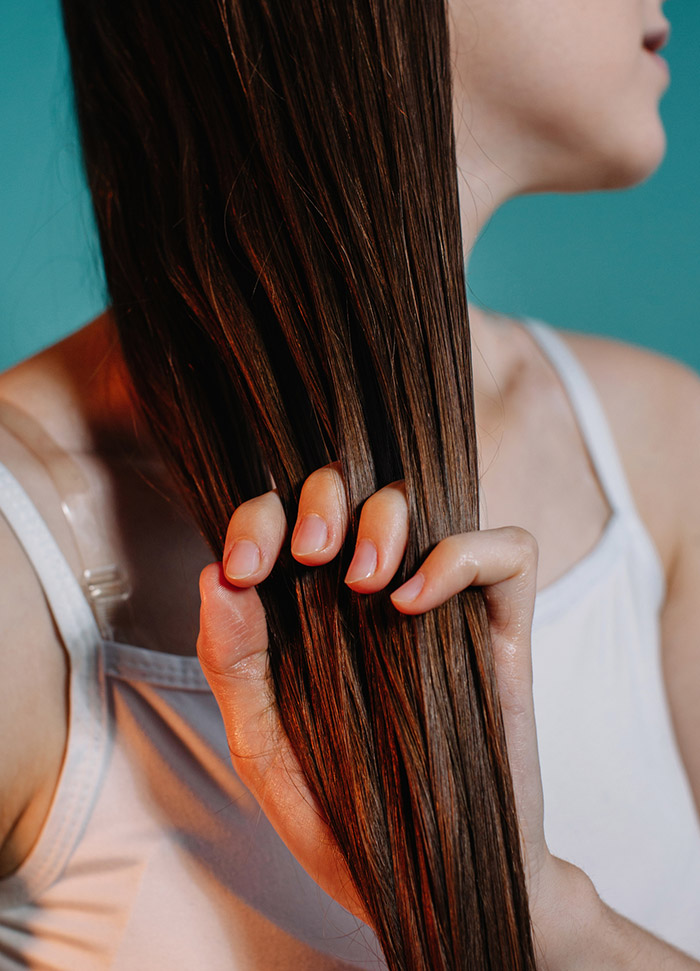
xmin=449 ymin=0 xmax=669 ymax=211
xmin=2 ymin=0 xmax=700 ymax=965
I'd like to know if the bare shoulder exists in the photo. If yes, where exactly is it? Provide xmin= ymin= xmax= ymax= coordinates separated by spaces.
xmin=0 ymin=418 xmax=69 ymax=878
xmin=565 ymin=332 xmax=700 ymax=813
xmin=557 ymin=329 xmax=700 ymax=583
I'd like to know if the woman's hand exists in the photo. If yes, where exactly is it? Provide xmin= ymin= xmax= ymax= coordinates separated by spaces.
xmin=199 ymin=466 xmax=700 ymax=969
xmin=197 ymin=465 xmax=572 ymax=940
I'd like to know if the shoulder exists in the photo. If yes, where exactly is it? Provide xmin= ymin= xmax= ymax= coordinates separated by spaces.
xmin=0 ymin=408 xmax=70 ymax=878
xmin=560 ymin=327 xmax=700 ymax=422
xmin=562 ymin=332 xmax=700 ymax=815
xmin=556 ymin=329 xmax=700 ymax=584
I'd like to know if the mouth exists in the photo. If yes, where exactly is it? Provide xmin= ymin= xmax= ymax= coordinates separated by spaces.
xmin=643 ymin=24 xmax=670 ymax=54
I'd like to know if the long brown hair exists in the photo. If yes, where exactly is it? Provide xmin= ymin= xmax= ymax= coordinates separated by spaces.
xmin=61 ymin=1 xmax=537 ymax=967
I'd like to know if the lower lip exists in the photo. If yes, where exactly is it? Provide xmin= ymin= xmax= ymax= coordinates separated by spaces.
xmin=646 ymin=50 xmax=670 ymax=77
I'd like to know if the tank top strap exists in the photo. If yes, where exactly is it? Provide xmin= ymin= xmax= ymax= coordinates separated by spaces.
xmin=0 ymin=461 xmax=108 ymax=906
xmin=521 ymin=318 xmax=639 ymax=520
xmin=0 ymin=461 xmax=102 ymax=661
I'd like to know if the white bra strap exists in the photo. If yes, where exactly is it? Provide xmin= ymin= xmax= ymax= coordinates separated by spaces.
xmin=521 ymin=319 xmax=638 ymax=518
xmin=0 ymin=462 xmax=102 ymax=661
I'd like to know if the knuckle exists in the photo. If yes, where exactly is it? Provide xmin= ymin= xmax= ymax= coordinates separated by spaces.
xmin=198 ymin=576 xmax=269 ymax=678
xmin=375 ymin=479 xmax=408 ymax=508
xmin=502 ymin=525 xmax=539 ymax=564
xmin=197 ymin=620 xmax=268 ymax=683
xmin=302 ymin=464 xmax=347 ymax=509
xmin=228 ymin=490 xmax=279 ymax=534
xmin=439 ymin=533 xmax=473 ymax=563
xmin=359 ymin=488 xmax=384 ymax=520
xmin=233 ymin=492 xmax=267 ymax=519
xmin=361 ymin=482 xmax=409 ymax=529
xmin=385 ymin=478 xmax=407 ymax=496
xmin=199 ymin=605 xmax=266 ymax=662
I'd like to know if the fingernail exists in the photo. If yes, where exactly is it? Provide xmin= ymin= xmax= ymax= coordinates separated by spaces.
xmin=345 ymin=539 xmax=378 ymax=585
xmin=291 ymin=514 xmax=328 ymax=557
xmin=225 ymin=539 xmax=261 ymax=580
xmin=391 ymin=572 xmax=425 ymax=604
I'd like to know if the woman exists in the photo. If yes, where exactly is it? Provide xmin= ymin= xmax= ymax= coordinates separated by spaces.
xmin=0 ymin=0 xmax=698 ymax=967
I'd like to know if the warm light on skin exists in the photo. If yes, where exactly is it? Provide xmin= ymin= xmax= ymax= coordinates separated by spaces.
xmin=448 ymin=0 xmax=671 ymax=251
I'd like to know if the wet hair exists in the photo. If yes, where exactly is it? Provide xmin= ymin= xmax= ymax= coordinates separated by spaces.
xmin=60 ymin=1 xmax=537 ymax=967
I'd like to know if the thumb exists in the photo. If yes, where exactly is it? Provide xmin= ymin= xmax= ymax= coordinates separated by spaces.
xmin=197 ymin=563 xmax=349 ymax=904
xmin=197 ymin=562 xmax=273 ymax=759
xmin=198 ymin=562 xmax=269 ymax=676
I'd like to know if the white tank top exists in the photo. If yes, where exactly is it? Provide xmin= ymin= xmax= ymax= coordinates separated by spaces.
xmin=0 ymin=319 xmax=699 ymax=969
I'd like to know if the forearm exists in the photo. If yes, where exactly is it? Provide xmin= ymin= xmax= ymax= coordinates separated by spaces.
xmin=532 ymin=858 xmax=700 ymax=970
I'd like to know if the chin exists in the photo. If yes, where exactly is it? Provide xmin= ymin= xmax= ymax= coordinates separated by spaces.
xmin=527 ymin=115 xmax=668 ymax=196
xmin=539 ymin=133 xmax=666 ymax=196
xmin=597 ymin=127 xmax=668 ymax=190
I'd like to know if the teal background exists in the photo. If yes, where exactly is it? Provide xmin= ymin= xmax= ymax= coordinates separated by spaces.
xmin=2 ymin=1 xmax=699 ymax=372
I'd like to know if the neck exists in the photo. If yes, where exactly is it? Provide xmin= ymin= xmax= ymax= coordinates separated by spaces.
xmin=450 ymin=122 xmax=526 ymax=400
xmin=455 ymin=155 xmax=514 ymax=269
xmin=460 ymin=166 xmax=512 ymax=387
